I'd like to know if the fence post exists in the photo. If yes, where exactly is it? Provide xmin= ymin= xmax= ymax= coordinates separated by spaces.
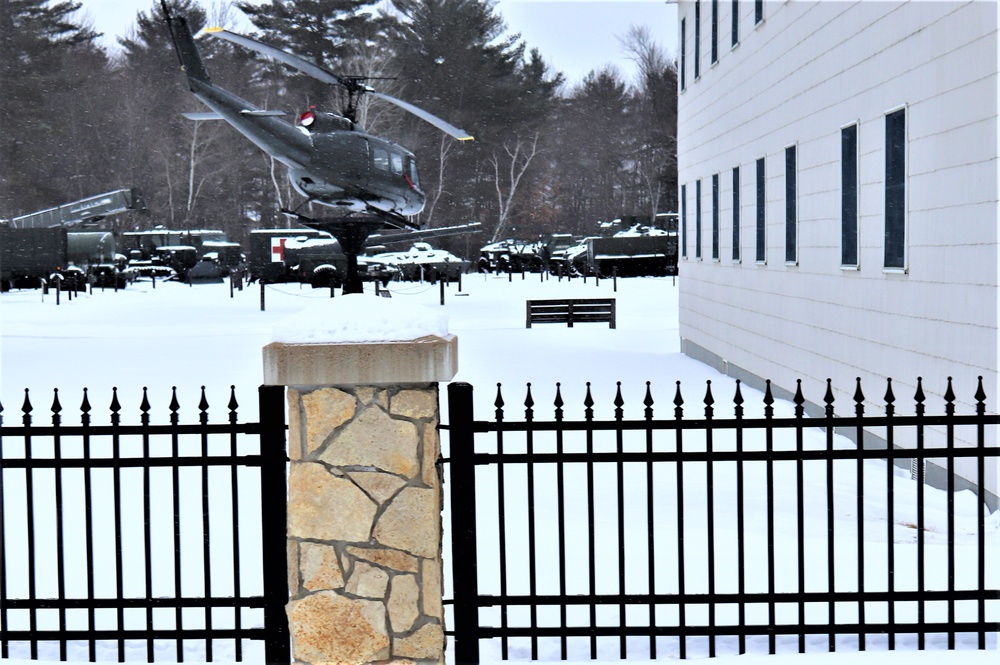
xmin=263 ymin=314 xmax=458 ymax=665
xmin=258 ymin=385 xmax=291 ymax=664
xmin=448 ymin=382 xmax=480 ymax=665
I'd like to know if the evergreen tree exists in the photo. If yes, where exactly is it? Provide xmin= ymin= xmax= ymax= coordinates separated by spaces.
xmin=389 ymin=0 xmax=560 ymax=234
xmin=550 ymin=68 xmax=634 ymax=233
xmin=0 ymin=0 xmax=102 ymax=215
xmin=236 ymin=0 xmax=394 ymax=111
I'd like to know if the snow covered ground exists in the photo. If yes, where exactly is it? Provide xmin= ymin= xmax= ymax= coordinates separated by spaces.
xmin=0 ymin=273 xmax=997 ymax=663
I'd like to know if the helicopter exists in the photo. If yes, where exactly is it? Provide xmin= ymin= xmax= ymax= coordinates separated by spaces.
xmin=160 ymin=1 xmax=475 ymax=292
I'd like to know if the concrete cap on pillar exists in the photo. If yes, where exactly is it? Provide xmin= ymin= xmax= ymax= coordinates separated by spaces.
xmin=262 ymin=294 xmax=458 ymax=387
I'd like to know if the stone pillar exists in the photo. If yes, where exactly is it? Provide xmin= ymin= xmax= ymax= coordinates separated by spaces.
xmin=263 ymin=334 xmax=457 ymax=665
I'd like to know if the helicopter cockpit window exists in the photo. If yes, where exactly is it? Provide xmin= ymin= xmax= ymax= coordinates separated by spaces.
xmin=407 ymin=157 xmax=420 ymax=188
xmin=390 ymin=153 xmax=404 ymax=175
xmin=373 ymin=147 xmax=390 ymax=171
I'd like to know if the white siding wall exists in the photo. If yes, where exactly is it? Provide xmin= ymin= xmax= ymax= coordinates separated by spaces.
xmin=677 ymin=0 xmax=999 ymax=420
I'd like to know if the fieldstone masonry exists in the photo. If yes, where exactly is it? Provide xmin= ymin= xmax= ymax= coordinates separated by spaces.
xmin=264 ymin=334 xmax=457 ymax=665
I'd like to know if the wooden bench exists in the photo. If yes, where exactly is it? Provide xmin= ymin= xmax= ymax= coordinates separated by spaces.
xmin=526 ymin=298 xmax=616 ymax=329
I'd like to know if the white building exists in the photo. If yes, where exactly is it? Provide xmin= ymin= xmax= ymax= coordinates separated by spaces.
xmin=676 ymin=0 xmax=998 ymax=500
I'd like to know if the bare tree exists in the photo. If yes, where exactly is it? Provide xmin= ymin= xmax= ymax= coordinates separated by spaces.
xmin=489 ymin=133 xmax=540 ymax=243
xmin=620 ymin=24 xmax=678 ymax=221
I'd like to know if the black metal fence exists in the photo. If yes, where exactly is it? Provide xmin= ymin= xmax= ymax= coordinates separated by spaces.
xmin=444 ymin=377 xmax=1000 ymax=662
xmin=0 ymin=385 xmax=289 ymax=663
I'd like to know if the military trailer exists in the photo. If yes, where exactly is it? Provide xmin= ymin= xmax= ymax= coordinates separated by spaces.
xmin=247 ymin=229 xmax=329 ymax=283
xmin=0 ymin=227 xmax=127 ymax=291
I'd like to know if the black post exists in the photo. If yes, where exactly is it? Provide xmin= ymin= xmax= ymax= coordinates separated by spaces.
xmin=448 ymin=382 xmax=480 ymax=665
xmin=258 ymin=385 xmax=290 ymax=665
xmin=440 ymin=279 xmax=445 ymax=306
xmin=260 ymin=281 xmax=266 ymax=312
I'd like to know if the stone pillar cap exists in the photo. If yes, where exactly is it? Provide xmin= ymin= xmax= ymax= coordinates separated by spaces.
xmin=263 ymin=295 xmax=457 ymax=386
xmin=263 ymin=335 xmax=457 ymax=386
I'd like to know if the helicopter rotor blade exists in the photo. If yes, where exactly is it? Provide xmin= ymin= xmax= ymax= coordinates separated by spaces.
xmin=197 ymin=26 xmax=473 ymax=141
xmin=369 ymin=91 xmax=473 ymax=141
xmin=198 ymin=27 xmax=344 ymax=87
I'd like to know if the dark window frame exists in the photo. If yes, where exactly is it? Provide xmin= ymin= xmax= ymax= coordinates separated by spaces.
xmin=680 ymin=18 xmax=687 ymax=90
xmin=696 ymin=179 xmax=703 ymax=259
xmin=841 ymin=124 xmax=859 ymax=267
xmin=732 ymin=166 xmax=741 ymax=261
xmin=695 ymin=0 xmax=701 ymax=79
xmin=885 ymin=108 xmax=906 ymax=270
xmin=732 ymin=0 xmax=739 ymax=47
xmin=711 ymin=0 xmax=719 ymax=64
xmin=712 ymin=173 xmax=720 ymax=260
xmin=755 ymin=157 xmax=766 ymax=263
xmin=785 ymin=145 xmax=797 ymax=265
xmin=681 ymin=183 xmax=688 ymax=258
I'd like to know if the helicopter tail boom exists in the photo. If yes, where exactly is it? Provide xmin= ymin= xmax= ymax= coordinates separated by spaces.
xmin=161 ymin=0 xmax=210 ymax=84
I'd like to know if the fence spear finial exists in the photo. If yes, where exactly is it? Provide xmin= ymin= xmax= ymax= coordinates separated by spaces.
xmin=824 ymin=378 xmax=835 ymax=418
xmin=975 ymin=376 xmax=986 ymax=415
xmin=228 ymin=385 xmax=239 ymax=414
xmin=854 ymin=377 xmax=865 ymax=416
xmin=109 ymin=387 xmax=121 ymax=424
xmin=763 ymin=379 xmax=774 ymax=418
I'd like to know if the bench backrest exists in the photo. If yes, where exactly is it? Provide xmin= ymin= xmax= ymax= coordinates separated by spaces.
xmin=526 ymin=298 xmax=616 ymax=328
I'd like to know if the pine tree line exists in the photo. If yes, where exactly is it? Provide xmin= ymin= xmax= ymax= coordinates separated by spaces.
xmin=0 ymin=0 xmax=677 ymax=253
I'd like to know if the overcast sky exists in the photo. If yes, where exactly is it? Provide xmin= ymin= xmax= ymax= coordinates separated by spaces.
xmin=73 ymin=0 xmax=677 ymax=88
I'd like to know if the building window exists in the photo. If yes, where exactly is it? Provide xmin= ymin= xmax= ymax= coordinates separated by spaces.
xmin=712 ymin=173 xmax=720 ymax=259
xmin=885 ymin=108 xmax=906 ymax=269
xmin=711 ymin=0 xmax=719 ymax=64
xmin=785 ymin=145 xmax=797 ymax=264
xmin=732 ymin=166 xmax=741 ymax=261
xmin=732 ymin=0 xmax=739 ymax=47
xmin=695 ymin=1 xmax=701 ymax=79
xmin=755 ymin=0 xmax=763 ymax=24
xmin=681 ymin=184 xmax=687 ymax=258
xmin=841 ymin=124 xmax=859 ymax=267
xmin=755 ymin=157 xmax=765 ymax=263
xmin=696 ymin=179 xmax=703 ymax=259
xmin=680 ymin=18 xmax=686 ymax=90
